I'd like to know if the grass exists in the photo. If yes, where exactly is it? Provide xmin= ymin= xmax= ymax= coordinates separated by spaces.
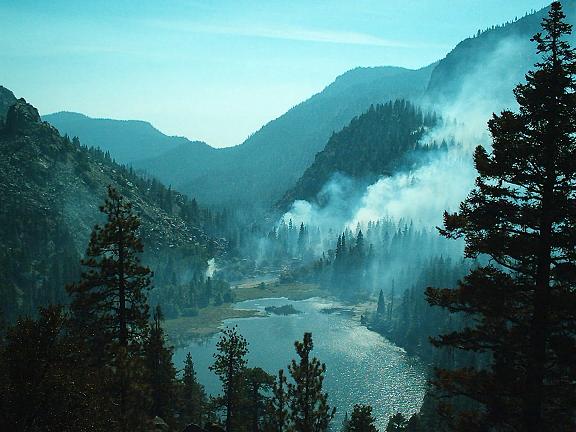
xmin=164 ymin=282 xmax=328 ymax=344
xmin=163 ymin=305 xmax=262 ymax=344
xmin=233 ymin=281 xmax=326 ymax=302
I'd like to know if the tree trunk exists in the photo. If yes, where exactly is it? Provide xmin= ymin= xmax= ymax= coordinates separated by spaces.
xmin=524 ymin=167 xmax=554 ymax=432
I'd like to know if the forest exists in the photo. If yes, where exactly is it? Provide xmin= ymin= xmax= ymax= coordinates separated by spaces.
xmin=1 ymin=2 xmax=575 ymax=432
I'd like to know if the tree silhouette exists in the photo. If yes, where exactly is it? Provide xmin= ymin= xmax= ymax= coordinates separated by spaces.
xmin=210 ymin=326 xmax=248 ymax=432
xmin=426 ymin=3 xmax=576 ymax=431
xmin=288 ymin=333 xmax=335 ymax=432
xmin=67 ymin=185 xmax=152 ymax=431
xmin=346 ymin=404 xmax=377 ymax=432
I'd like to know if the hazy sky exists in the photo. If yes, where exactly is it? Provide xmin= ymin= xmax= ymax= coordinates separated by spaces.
xmin=1 ymin=0 xmax=550 ymax=147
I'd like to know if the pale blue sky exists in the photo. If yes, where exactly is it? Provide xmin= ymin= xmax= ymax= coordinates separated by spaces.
xmin=1 ymin=0 xmax=550 ymax=147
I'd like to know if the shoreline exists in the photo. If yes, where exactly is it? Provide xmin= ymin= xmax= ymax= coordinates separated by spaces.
xmin=164 ymin=281 xmax=328 ymax=344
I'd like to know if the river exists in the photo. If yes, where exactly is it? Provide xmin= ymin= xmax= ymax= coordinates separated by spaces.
xmin=173 ymin=297 xmax=428 ymax=430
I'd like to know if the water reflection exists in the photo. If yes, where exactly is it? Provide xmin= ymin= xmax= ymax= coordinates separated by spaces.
xmin=173 ymin=297 xmax=428 ymax=430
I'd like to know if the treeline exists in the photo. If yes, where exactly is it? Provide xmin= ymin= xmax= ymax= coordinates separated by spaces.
xmin=0 ymin=100 xmax=231 ymax=322
xmin=0 ymin=186 xmax=415 ymax=432
xmin=149 ymin=276 xmax=233 ymax=319
xmin=367 ymin=257 xmax=485 ymax=369
xmin=70 ymin=134 xmax=227 ymax=238
xmin=267 ymin=218 xmax=462 ymax=297
xmin=277 ymin=100 xmax=444 ymax=209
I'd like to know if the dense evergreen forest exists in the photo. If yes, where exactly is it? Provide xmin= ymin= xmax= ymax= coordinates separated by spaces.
xmin=0 ymin=94 xmax=232 ymax=322
xmin=277 ymin=100 xmax=442 ymax=209
xmin=1 ymin=2 xmax=576 ymax=432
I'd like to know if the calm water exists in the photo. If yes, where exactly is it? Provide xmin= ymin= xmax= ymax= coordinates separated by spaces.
xmin=173 ymin=297 xmax=428 ymax=430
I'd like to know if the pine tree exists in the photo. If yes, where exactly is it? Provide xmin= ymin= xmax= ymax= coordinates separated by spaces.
xmin=355 ymin=230 xmax=364 ymax=256
xmin=181 ymin=352 xmax=206 ymax=426
xmin=287 ymin=333 xmax=335 ymax=432
xmin=385 ymin=413 xmax=408 ymax=432
xmin=346 ymin=404 xmax=377 ymax=432
xmin=298 ymin=222 xmax=307 ymax=257
xmin=426 ymin=3 xmax=576 ymax=431
xmin=269 ymin=369 xmax=289 ymax=432
xmin=243 ymin=367 xmax=274 ymax=432
xmin=376 ymin=289 xmax=386 ymax=315
xmin=67 ymin=185 xmax=152 ymax=431
xmin=210 ymin=326 xmax=249 ymax=432
xmin=144 ymin=305 xmax=177 ymax=424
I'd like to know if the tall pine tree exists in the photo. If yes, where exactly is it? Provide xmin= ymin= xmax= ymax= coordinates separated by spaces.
xmin=210 ymin=326 xmax=248 ymax=432
xmin=67 ymin=185 xmax=152 ymax=432
xmin=288 ymin=333 xmax=335 ymax=432
xmin=144 ymin=305 xmax=177 ymax=424
xmin=181 ymin=352 xmax=206 ymax=426
xmin=426 ymin=3 xmax=576 ymax=431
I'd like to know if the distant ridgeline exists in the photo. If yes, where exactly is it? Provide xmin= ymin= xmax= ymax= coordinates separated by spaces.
xmin=42 ymin=5 xmax=560 ymax=213
xmin=45 ymin=66 xmax=435 ymax=210
xmin=0 ymin=86 xmax=230 ymax=321
xmin=276 ymin=100 xmax=443 ymax=210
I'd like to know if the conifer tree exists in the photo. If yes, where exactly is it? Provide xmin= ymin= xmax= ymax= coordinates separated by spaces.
xmin=210 ymin=326 xmax=249 ymax=432
xmin=269 ymin=369 xmax=289 ymax=432
xmin=385 ymin=413 xmax=408 ymax=432
xmin=346 ymin=404 xmax=377 ymax=432
xmin=287 ymin=333 xmax=335 ymax=432
xmin=144 ymin=305 xmax=177 ymax=424
xmin=181 ymin=352 xmax=206 ymax=426
xmin=67 ymin=185 xmax=152 ymax=431
xmin=67 ymin=185 xmax=151 ymax=358
xmin=243 ymin=367 xmax=274 ymax=432
xmin=376 ymin=290 xmax=386 ymax=315
xmin=426 ymin=3 xmax=576 ymax=431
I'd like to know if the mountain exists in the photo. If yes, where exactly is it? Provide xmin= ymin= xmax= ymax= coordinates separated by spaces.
xmin=46 ymin=65 xmax=434 ymax=210
xmin=41 ymin=5 xmax=562 ymax=213
xmin=424 ymin=5 xmax=576 ymax=106
xmin=0 ymin=90 xmax=221 ymax=321
xmin=278 ymin=6 xmax=563 ymax=214
xmin=276 ymin=100 xmax=440 ymax=209
xmin=42 ymin=111 xmax=212 ymax=165
xmin=0 ymin=86 xmax=17 ymax=126
xmin=148 ymin=65 xmax=435 ymax=209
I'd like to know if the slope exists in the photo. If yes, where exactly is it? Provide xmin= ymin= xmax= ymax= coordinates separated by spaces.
xmin=277 ymin=100 xmax=440 ymax=209
xmin=46 ymin=66 xmax=435 ymax=210
xmin=0 ymin=91 xmax=220 ymax=321
xmin=42 ymin=111 xmax=212 ymax=165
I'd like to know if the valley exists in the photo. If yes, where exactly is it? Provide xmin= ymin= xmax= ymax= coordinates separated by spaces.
xmin=1 ymin=2 xmax=575 ymax=431
xmin=173 ymin=297 xmax=427 ymax=432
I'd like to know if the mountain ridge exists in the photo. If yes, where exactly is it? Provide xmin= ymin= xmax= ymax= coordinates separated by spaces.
xmin=40 ymin=5 xmax=557 ymax=212
xmin=0 ymin=92 xmax=219 ymax=321
xmin=43 ymin=110 xmax=212 ymax=165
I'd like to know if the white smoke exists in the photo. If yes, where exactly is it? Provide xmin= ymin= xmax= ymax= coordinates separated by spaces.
xmin=281 ymin=173 xmax=364 ymax=231
xmin=281 ymin=35 xmax=531 ymax=233
xmin=205 ymin=258 xmax=217 ymax=278
xmin=347 ymin=149 xmax=476 ymax=228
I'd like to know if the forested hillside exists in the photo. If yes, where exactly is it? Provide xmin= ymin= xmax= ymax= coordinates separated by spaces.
xmin=0 ymin=90 xmax=228 ymax=321
xmin=47 ymin=66 xmax=434 ymax=210
xmin=277 ymin=100 xmax=440 ymax=209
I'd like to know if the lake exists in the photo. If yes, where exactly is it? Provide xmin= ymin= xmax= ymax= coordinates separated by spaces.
xmin=173 ymin=297 xmax=428 ymax=430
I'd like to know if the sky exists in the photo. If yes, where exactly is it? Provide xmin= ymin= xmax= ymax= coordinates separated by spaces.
xmin=1 ymin=0 xmax=550 ymax=147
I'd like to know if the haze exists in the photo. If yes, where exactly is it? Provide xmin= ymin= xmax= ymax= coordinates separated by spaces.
xmin=0 ymin=0 xmax=549 ymax=147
